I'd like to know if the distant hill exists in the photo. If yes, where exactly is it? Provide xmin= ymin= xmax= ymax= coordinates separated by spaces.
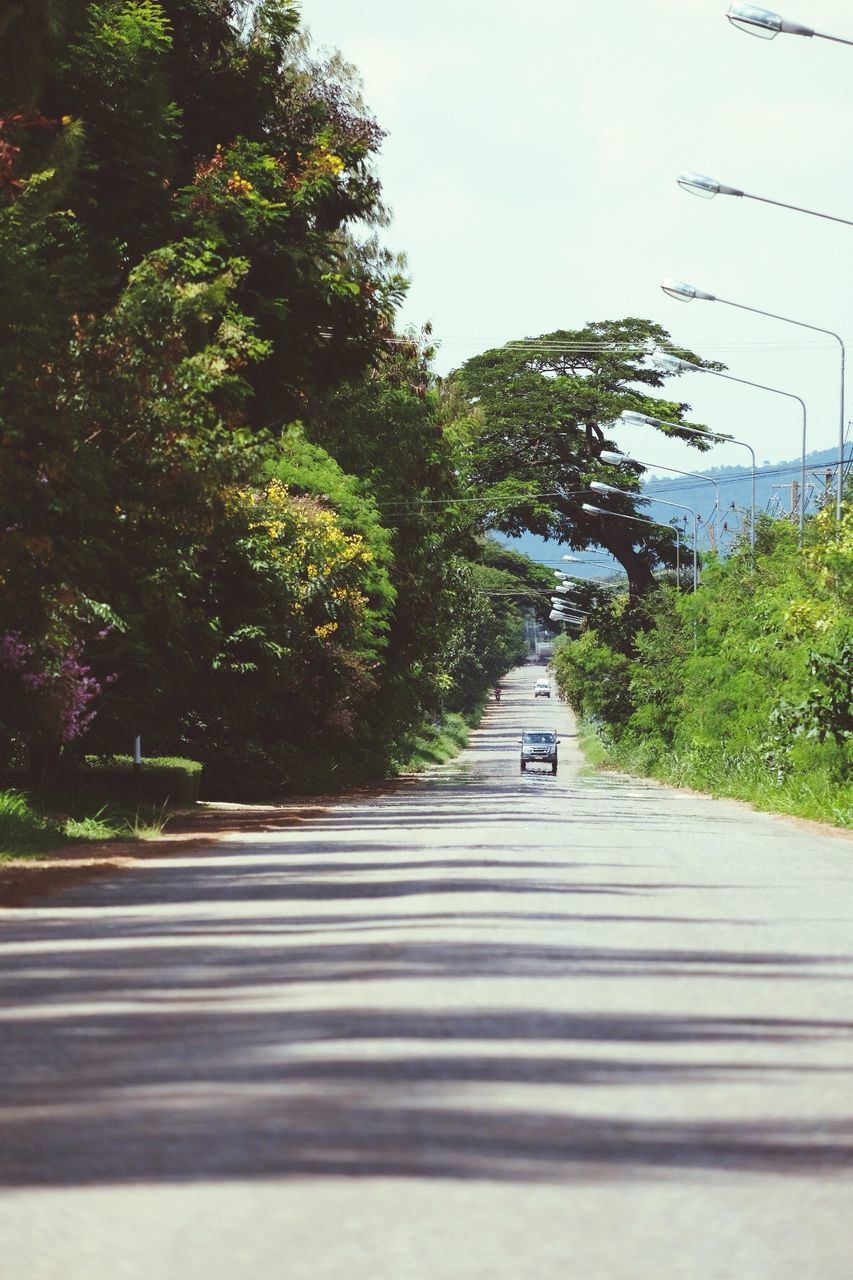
xmin=497 ymin=446 xmax=846 ymax=577
xmin=643 ymin=446 xmax=839 ymax=529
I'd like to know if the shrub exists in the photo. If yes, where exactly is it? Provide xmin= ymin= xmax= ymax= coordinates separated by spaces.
xmin=81 ymin=755 xmax=203 ymax=804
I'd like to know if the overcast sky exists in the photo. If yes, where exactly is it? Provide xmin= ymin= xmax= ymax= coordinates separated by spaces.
xmin=298 ymin=0 xmax=853 ymax=480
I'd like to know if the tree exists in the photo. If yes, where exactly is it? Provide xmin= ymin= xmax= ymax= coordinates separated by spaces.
xmin=452 ymin=318 xmax=721 ymax=595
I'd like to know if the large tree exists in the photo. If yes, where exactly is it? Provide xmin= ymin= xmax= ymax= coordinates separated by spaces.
xmin=452 ymin=318 xmax=722 ymax=595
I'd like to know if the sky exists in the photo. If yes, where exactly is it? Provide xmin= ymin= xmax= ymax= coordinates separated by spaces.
xmin=297 ymin=0 xmax=853 ymax=484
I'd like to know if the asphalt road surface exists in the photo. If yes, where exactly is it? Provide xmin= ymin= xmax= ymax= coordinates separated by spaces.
xmin=3 ymin=665 xmax=853 ymax=1279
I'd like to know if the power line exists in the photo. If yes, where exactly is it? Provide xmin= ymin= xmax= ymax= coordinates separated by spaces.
xmin=645 ymin=456 xmax=846 ymax=496
xmin=374 ymin=457 xmax=846 ymax=510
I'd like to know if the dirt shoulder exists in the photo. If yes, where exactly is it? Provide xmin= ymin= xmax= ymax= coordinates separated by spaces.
xmin=0 ymin=800 xmax=330 ymax=909
xmin=0 ymin=776 xmax=430 ymax=910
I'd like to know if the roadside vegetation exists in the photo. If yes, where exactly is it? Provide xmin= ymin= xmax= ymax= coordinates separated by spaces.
xmin=0 ymin=0 xmax=553 ymax=833
xmin=390 ymin=709 xmax=480 ymax=774
xmin=0 ymin=786 xmax=175 ymax=860
xmin=3 ymin=1 xmax=846 ymax=858
xmin=552 ymin=505 xmax=852 ymax=828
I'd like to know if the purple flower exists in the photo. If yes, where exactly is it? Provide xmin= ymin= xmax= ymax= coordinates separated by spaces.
xmin=0 ymin=632 xmax=108 ymax=742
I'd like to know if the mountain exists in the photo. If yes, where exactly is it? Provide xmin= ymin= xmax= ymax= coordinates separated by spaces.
xmin=497 ymin=447 xmax=846 ymax=577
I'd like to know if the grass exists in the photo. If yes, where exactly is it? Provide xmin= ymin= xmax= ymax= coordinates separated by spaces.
xmin=390 ymin=706 xmax=483 ymax=774
xmin=574 ymin=721 xmax=852 ymax=829
xmin=0 ymin=787 xmax=177 ymax=861
xmin=0 ymin=790 xmax=62 ymax=859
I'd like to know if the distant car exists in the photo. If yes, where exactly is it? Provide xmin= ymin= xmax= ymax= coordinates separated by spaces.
xmin=533 ymin=679 xmax=551 ymax=698
xmin=520 ymin=728 xmax=559 ymax=775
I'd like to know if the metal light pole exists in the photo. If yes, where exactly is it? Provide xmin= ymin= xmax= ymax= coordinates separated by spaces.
xmin=582 ymin=504 xmax=694 ymax=648
xmin=676 ymin=171 xmax=853 ymax=228
xmin=660 ymin=280 xmax=845 ymax=522
xmin=726 ymin=4 xmax=853 ymax=48
xmin=618 ymin=408 xmax=758 ymax=551
xmin=588 ymin=483 xmax=700 ymax=591
xmin=656 ymin=353 xmax=808 ymax=543
xmin=562 ymin=554 xmax=618 ymax=569
xmin=580 ymin=504 xmax=683 ymax=590
xmin=599 ymin=447 xmax=721 ymax=548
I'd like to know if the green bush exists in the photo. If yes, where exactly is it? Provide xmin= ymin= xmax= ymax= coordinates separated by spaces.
xmin=81 ymin=755 xmax=203 ymax=804
xmin=553 ymin=503 xmax=852 ymax=828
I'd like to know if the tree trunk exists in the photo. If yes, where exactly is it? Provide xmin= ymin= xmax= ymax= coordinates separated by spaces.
xmin=598 ymin=537 xmax=658 ymax=598
xmin=27 ymin=739 xmax=62 ymax=789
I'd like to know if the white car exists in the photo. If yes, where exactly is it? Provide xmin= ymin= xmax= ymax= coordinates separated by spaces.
xmin=533 ymin=679 xmax=551 ymax=698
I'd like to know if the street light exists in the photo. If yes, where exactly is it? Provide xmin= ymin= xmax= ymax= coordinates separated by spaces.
xmin=618 ymin=408 xmax=757 ymax=549
xmin=599 ymin=449 xmax=719 ymax=562
xmin=660 ymin=279 xmax=845 ymax=521
xmin=657 ymin=351 xmax=808 ymax=543
xmin=582 ymin=502 xmax=694 ymax=601
xmin=727 ymin=3 xmax=853 ymax=47
xmin=561 ymin=575 xmax=622 ymax=594
xmin=562 ymin=554 xmax=616 ymax=568
xmin=676 ymin=171 xmax=853 ymax=228
xmin=588 ymin=484 xmax=700 ymax=590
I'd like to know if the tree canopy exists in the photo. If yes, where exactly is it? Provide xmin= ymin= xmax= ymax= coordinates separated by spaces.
xmin=0 ymin=0 xmax=549 ymax=786
xmin=452 ymin=319 xmax=722 ymax=594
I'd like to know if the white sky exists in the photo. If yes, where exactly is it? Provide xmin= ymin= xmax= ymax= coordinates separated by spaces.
xmin=298 ymin=0 xmax=853 ymax=475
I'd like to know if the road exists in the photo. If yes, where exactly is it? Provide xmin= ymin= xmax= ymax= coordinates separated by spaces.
xmin=2 ymin=665 xmax=853 ymax=1279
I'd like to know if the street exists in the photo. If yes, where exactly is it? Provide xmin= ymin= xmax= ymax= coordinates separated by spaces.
xmin=2 ymin=665 xmax=853 ymax=1279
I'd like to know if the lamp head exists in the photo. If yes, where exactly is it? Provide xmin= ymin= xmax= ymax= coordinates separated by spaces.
xmin=676 ymin=171 xmax=744 ymax=200
xmin=657 ymin=352 xmax=697 ymax=375
xmin=677 ymin=171 xmax=720 ymax=199
xmin=660 ymin=279 xmax=717 ymax=303
xmin=590 ymin=481 xmax=625 ymax=497
xmin=599 ymin=449 xmax=626 ymax=464
xmin=726 ymin=3 xmax=814 ymax=38
xmin=582 ymin=503 xmax=604 ymax=515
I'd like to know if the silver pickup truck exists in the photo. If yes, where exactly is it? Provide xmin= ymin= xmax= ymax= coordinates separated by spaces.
xmin=520 ymin=728 xmax=559 ymax=775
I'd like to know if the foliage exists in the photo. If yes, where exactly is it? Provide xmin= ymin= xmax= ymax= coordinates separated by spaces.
xmin=390 ymin=711 xmax=475 ymax=774
xmin=553 ymin=503 xmax=853 ymax=826
xmin=0 ymin=790 xmax=60 ymax=858
xmin=0 ymin=783 xmax=176 ymax=858
xmin=451 ymin=319 xmax=722 ymax=594
xmin=0 ymin=0 xmax=573 ymax=799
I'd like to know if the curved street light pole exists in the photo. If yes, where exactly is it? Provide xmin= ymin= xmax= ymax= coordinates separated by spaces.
xmin=660 ymin=280 xmax=845 ymax=521
xmin=726 ymin=4 xmax=853 ymax=48
xmin=588 ymin=484 xmax=700 ymax=591
xmin=657 ymin=354 xmax=808 ymax=543
xmin=619 ymin=408 xmax=757 ymax=551
xmin=562 ymin=554 xmax=617 ymax=569
xmin=599 ymin=447 xmax=721 ymax=548
xmin=676 ymin=171 xmax=853 ymax=228
xmin=582 ymin=505 xmax=693 ymax=642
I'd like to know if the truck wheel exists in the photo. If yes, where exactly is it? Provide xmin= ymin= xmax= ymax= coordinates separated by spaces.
xmin=520 ymin=761 xmax=526 ymax=773
xmin=551 ymin=764 xmax=557 ymax=775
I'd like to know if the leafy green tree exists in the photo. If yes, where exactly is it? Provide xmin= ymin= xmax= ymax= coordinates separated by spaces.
xmin=453 ymin=319 xmax=720 ymax=594
xmin=1 ymin=0 xmax=564 ymax=788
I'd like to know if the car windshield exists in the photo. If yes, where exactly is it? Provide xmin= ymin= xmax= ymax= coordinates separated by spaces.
xmin=523 ymin=733 xmax=555 ymax=744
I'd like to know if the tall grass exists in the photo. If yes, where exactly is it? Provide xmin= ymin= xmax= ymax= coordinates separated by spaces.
xmin=579 ymin=727 xmax=852 ymax=828
xmin=390 ymin=709 xmax=479 ymax=774
xmin=0 ymin=791 xmax=61 ymax=859
xmin=0 ymin=788 xmax=174 ymax=860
